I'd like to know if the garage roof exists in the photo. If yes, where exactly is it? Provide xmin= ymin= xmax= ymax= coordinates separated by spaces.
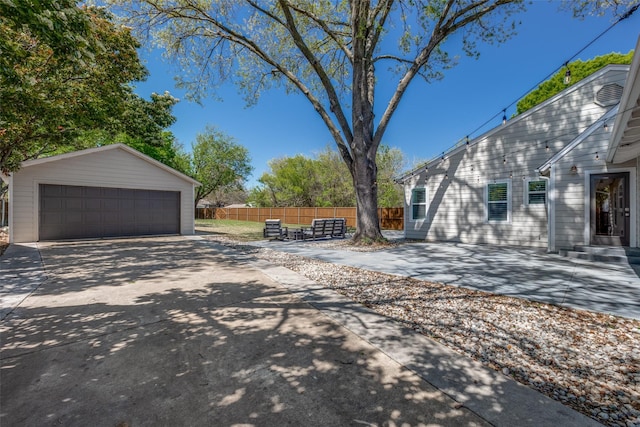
xmin=13 ymin=143 xmax=201 ymax=186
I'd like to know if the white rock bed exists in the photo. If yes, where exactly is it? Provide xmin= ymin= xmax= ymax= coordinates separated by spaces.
xmin=205 ymin=236 xmax=640 ymax=427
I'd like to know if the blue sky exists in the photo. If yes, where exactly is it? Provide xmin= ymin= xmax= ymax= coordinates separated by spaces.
xmin=132 ymin=2 xmax=639 ymax=187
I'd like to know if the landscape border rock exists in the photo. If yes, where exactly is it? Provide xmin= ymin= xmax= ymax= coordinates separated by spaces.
xmin=202 ymin=235 xmax=640 ymax=427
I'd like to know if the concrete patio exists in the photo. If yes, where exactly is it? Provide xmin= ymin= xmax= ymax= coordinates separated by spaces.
xmin=249 ymin=231 xmax=640 ymax=320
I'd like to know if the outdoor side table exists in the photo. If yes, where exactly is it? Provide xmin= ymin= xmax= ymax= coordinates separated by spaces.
xmin=287 ymin=228 xmax=304 ymax=240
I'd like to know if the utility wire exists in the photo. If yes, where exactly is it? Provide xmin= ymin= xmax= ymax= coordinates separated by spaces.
xmin=407 ymin=101 xmax=638 ymax=179
xmin=463 ymin=3 xmax=639 ymax=141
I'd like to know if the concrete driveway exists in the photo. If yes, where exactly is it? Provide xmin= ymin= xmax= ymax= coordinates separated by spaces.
xmin=0 ymin=237 xmax=598 ymax=426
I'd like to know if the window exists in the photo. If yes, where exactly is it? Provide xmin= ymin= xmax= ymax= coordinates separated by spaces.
xmin=527 ymin=180 xmax=547 ymax=205
xmin=487 ymin=181 xmax=510 ymax=222
xmin=411 ymin=188 xmax=427 ymax=220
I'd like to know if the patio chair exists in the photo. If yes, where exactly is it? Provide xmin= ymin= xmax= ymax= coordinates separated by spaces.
xmin=263 ymin=219 xmax=287 ymax=240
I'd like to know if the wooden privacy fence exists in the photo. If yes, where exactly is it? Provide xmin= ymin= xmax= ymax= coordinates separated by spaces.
xmin=196 ymin=206 xmax=404 ymax=230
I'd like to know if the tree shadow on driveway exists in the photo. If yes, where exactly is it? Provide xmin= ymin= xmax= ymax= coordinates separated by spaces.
xmin=1 ymin=237 xmax=486 ymax=426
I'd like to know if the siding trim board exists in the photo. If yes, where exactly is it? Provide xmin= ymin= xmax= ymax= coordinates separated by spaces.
xmin=583 ymin=167 xmax=637 ymax=248
xmin=548 ymin=168 xmax=557 ymax=252
xmin=537 ymin=106 xmax=619 ymax=174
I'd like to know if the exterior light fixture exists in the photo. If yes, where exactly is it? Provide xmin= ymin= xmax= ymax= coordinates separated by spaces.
xmin=603 ymin=122 xmax=609 ymax=131
xmin=570 ymin=165 xmax=578 ymax=174
xmin=564 ymin=63 xmax=571 ymax=85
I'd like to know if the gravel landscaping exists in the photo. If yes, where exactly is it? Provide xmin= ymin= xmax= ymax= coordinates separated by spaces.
xmin=202 ymin=234 xmax=640 ymax=427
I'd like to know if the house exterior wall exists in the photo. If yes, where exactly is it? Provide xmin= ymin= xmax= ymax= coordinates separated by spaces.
xmin=404 ymin=139 xmax=551 ymax=248
xmin=404 ymin=66 xmax=629 ymax=249
xmin=552 ymin=128 xmax=637 ymax=250
xmin=10 ymin=147 xmax=196 ymax=243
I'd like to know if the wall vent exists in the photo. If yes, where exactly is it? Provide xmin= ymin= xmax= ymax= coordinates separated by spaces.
xmin=595 ymin=83 xmax=623 ymax=107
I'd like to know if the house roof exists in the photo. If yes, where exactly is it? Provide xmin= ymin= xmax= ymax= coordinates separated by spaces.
xmin=607 ymin=35 xmax=640 ymax=163
xmin=12 ymin=143 xmax=201 ymax=186
xmin=396 ymin=63 xmax=631 ymax=183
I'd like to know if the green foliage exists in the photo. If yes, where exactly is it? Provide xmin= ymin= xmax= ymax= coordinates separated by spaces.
xmin=118 ymin=92 xmax=180 ymax=146
xmin=121 ymin=132 xmax=190 ymax=174
xmin=314 ymin=147 xmax=356 ymax=207
xmin=0 ymin=3 xmax=178 ymax=173
xmin=516 ymin=51 xmax=633 ymax=115
xmin=189 ymin=126 xmax=253 ymax=207
xmin=253 ymin=155 xmax=322 ymax=207
xmin=376 ymin=146 xmax=405 ymax=208
xmin=248 ymin=145 xmax=404 ymax=208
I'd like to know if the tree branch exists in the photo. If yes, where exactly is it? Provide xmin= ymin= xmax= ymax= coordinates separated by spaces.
xmin=285 ymin=2 xmax=353 ymax=63
xmin=368 ymin=0 xmax=394 ymax=58
xmin=373 ymin=0 xmax=518 ymax=146
xmin=277 ymin=0 xmax=354 ymax=167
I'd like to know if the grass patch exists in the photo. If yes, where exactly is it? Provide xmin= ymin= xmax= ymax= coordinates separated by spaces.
xmin=195 ymin=219 xmax=305 ymax=241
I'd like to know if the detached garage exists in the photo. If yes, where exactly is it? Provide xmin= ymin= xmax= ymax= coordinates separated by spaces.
xmin=2 ymin=144 xmax=200 ymax=243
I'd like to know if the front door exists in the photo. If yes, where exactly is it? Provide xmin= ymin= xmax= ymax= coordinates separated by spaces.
xmin=590 ymin=173 xmax=630 ymax=246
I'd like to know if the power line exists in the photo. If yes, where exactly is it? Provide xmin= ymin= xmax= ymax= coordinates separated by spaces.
xmin=405 ymin=101 xmax=638 ymax=180
xmin=462 ymin=3 xmax=639 ymax=141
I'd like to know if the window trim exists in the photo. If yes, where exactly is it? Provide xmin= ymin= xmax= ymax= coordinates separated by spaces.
xmin=485 ymin=179 xmax=511 ymax=223
xmin=410 ymin=187 xmax=427 ymax=221
xmin=526 ymin=178 xmax=547 ymax=206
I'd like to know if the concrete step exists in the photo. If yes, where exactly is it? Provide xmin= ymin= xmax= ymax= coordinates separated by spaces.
xmin=559 ymin=246 xmax=640 ymax=265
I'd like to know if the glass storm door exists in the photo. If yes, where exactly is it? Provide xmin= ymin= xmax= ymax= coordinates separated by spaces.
xmin=590 ymin=172 xmax=630 ymax=246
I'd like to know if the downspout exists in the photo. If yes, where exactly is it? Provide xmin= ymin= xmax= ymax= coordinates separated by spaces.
xmin=8 ymin=173 xmax=13 ymax=244
xmin=547 ymin=165 xmax=556 ymax=253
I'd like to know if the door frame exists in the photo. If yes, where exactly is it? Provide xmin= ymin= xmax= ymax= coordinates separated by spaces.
xmin=584 ymin=167 xmax=637 ymax=247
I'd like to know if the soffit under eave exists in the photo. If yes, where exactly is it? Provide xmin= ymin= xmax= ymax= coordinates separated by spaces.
xmin=608 ymin=35 xmax=640 ymax=163
xmin=610 ymin=98 xmax=640 ymax=163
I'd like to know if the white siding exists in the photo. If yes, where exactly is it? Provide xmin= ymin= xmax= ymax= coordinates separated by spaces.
xmin=404 ymin=67 xmax=629 ymax=249
xmin=10 ymin=147 xmax=196 ymax=242
xmin=553 ymin=126 xmax=637 ymax=250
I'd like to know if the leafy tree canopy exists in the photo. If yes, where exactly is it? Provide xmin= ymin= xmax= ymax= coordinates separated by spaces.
xmin=188 ymin=126 xmax=253 ymax=208
xmin=249 ymin=145 xmax=404 ymax=208
xmin=0 ymin=2 xmax=179 ymax=173
xmin=516 ymin=51 xmax=634 ymax=115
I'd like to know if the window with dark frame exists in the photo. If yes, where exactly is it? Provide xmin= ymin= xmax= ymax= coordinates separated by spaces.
xmin=411 ymin=188 xmax=426 ymax=220
xmin=528 ymin=180 xmax=547 ymax=205
xmin=487 ymin=182 xmax=509 ymax=221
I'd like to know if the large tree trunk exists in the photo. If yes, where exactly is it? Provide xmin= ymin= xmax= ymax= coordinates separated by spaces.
xmin=351 ymin=151 xmax=383 ymax=242
xmin=349 ymin=0 xmax=383 ymax=243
